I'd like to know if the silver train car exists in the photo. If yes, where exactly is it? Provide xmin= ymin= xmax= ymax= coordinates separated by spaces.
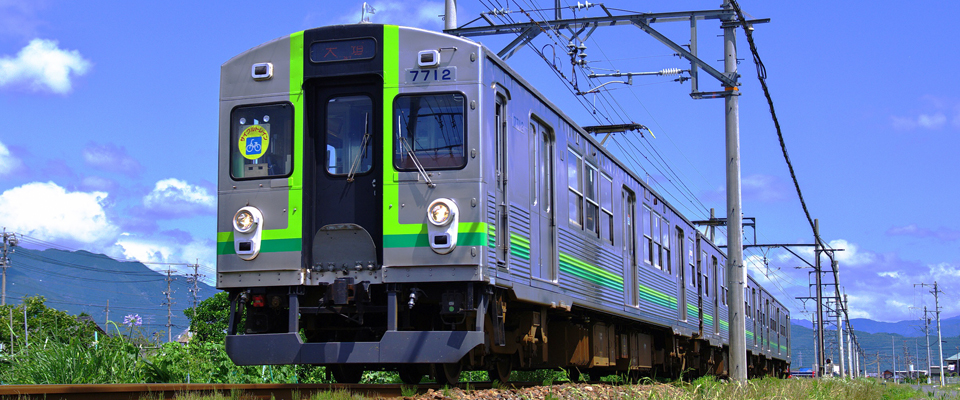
xmin=217 ymin=23 xmax=791 ymax=383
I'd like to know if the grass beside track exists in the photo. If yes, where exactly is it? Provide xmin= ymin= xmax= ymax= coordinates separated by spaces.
xmin=118 ymin=378 xmax=941 ymax=400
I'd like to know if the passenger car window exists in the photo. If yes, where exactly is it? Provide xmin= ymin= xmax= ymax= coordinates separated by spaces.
xmin=394 ymin=93 xmax=466 ymax=170
xmin=230 ymin=103 xmax=294 ymax=179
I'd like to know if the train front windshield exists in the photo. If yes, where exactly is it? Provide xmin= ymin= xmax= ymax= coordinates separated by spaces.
xmin=393 ymin=93 xmax=466 ymax=170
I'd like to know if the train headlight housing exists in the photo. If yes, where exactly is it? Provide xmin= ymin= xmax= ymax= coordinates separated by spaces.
xmin=426 ymin=198 xmax=459 ymax=254
xmin=428 ymin=202 xmax=452 ymax=226
xmin=234 ymin=209 xmax=258 ymax=233
xmin=233 ymin=206 xmax=264 ymax=260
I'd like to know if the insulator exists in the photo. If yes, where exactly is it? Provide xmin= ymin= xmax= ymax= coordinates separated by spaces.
xmin=659 ymin=68 xmax=682 ymax=76
xmin=567 ymin=41 xmax=576 ymax=49
xmin=577 ymin=43 xmax=587 ymax=51
xmin=578 ymin=53 xmax=587 ymax=59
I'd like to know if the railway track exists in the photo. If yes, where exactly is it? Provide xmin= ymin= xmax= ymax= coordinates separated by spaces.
xmin=0 ymin=381 xmax=549 ymax=400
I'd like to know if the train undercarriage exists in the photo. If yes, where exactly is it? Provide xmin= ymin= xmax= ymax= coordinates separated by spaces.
xmin=225 ymin=281 xmax=788 ymax=384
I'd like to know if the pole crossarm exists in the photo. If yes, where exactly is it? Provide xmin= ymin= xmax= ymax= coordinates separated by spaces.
xmin=445 ymin=8 xmax=770 ymax=90
xmin=628 ymin=19 xmax=735 ymax=88
xmin=447 ymin=9 xmax=732 ymax=37
xmin=497 ymin=26 xmax=540 ymax=60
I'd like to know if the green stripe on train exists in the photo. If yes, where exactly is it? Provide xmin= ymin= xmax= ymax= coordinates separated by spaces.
xmin=510 ymin=233 xmax=531 ymax=260
xmin=217 ymin=238 xmax=301 ymax=255
xmin=639 ymin=284 xmax=677 ymax=310
xmin=558 ymin=252 xmax=623 ymax=291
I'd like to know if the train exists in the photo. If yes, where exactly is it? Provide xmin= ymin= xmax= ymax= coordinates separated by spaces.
xmin=216 ymin=23 xmax=791 ymax=384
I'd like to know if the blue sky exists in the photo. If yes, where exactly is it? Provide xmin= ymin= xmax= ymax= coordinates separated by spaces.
xmin=0 ymin=0 xmax=957 ymax=323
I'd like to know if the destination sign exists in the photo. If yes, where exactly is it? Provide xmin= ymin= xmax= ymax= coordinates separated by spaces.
xmin=309 ymin=38 xmax=377 ymax=63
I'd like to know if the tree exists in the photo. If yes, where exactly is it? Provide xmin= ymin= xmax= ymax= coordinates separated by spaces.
xmin=184 ymin=291 xmax=230 ymax=343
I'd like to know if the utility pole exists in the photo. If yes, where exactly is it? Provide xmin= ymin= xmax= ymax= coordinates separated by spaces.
xmin=917 ymin=282 xmax=945 ymax=386
xmin=163 ymin=270 xmax=175 ymax=343
xmin=846 ymin=293 xmax=852 ymax=378
xmin=186 ymin=262 xmax=204 ymax=323
xmin=104 ymin=299 xmax=109 ymax=330
xmin=814 ymin=219 xmax=825 ymax=377
xmin=1 ymin=229 xmax=18 ymax=306
xmin=925 ymin=306 xmax=932 ymax=384
xmin=893 ymin=336 xmax=897 ymax=383
xmin=836 ymin=291 xmax=845 ymax=378
xmin=444 ymin=0 xmax=456 ymax=30
xmin=877 ymin=352 xmax=881 ymax=381
xmin=721 ymin=0 xmax=747 ymax=383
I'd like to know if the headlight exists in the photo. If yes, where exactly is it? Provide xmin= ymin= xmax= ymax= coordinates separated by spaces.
xmin=234 ymin=209 xmax=257 ymax=233
xmin=428 ymin=202 xmax=451 ymax=225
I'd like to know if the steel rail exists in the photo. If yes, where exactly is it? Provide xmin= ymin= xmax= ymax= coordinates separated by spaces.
xmin=0 ymin=381 xmax=548 ymax=399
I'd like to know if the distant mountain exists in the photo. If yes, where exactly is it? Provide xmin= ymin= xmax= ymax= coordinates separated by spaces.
xmin=6 ymin=247 xmax=217 ymax=340
xmin=790 ymin=323 xmax=960 ymax=373
xmin=794 ymin=315 xmax=960 ymax=337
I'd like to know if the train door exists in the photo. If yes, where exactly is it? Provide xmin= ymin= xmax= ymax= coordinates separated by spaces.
xmin=677 ymin=227 xmax=686 ymax=321
xmin=712 ymin=255 xmax=720 ymax=335
xmin=696 ymin=239 xmax=704 ymax=335
xmin=310 ymin=81 xmax=382 ymax=261
xmin=531 ymin=118 xmax=556 ymax=282
xmin=494 ymin=95 xmax=509 ymax=273
xmin=623 ymin=188 xmax=637 ymax=306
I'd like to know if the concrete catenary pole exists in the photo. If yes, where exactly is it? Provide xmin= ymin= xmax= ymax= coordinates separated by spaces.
xmin=925 ymin=306 xmax=932 ymax=384
xmin=815 ymin=219 xmax=825 ymax=377
xmin=721 ymin=0 xmax=747 ymax=383
xmin=846 ymin=294 xmax=853 ymax=378
xmin=836 ymin=263 xmax=845 ymax=378
xmin=444 ymin=0 xmax=457 ymax=30
xmin=935 ymin=281 xmax=944 ymax=386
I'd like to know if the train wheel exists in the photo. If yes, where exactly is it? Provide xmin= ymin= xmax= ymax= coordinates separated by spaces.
xmin=435 ymin=362 xmax=462 ymax=386
xmin=398 ymin=367 xmax=424 ymax=385
xmin=331 ymin=365 xmax=364 ymax=383
xmin=487 ymin=357 xmax=513 ymax=383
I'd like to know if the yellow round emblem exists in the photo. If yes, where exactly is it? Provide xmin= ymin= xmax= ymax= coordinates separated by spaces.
xmin=238 ymin=125 xmax=270 ymax=160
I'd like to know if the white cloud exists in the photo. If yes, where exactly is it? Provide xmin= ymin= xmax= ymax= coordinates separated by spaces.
xmin=0 ymin=140 xmax=24 ymax=176
xmin=917 ymin=113 xmax=947 ymax=129
xmin=0 ymin=38 xmax=91 ymax=94
xmin=827 ymin=239 xmax=875 ymax=266
xmin=80 ymin=176 xmax=116 ymax=191
xmin=877 ymin=271 xmax=900 ymax=279
xmin=142 ymin=178 xmax=215 ymax=217
xmin=112 ymin=234 xmax=216 ymax=284
xmin=82 ymin=142 xmax=142 ymax=177
xmin=338 ymin=1 xmax=445 ymax=29
xmin=0 ymin=181 xmax=118 ymax=243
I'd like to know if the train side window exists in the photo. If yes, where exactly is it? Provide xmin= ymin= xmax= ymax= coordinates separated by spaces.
xmin=584 ymin=162 xmax=599 ymax=237
xmin=701 ymin=251 xmax=709 ymax=297
xmin=661 ymin=219 xmax=670 ymax=274
xmin=642 ymin=206 xmax=653 ymax=266
xmin=714 ymin=256 xmax=723 ymax=305
xmin=531 ymin=122 xmax=538 ymax=208
xmin=745 ymin=287 xmax=750 ymax=316
xmin=325 ymin=95 xmax=373 ymax=175
xmin=567 ymin=149 xmax=583 ymax=227
xmin=651 ymin=213 xmax=662 ymax=270
xmin=230 ymin=103 xmax=294 ymax=180
xmin=393 ymin=93 xmax=466 ymax=170
xmin=601 ymin=174 xmax=613 ymax=245
xmin=688 ymin=238 xmax=696 ymax=287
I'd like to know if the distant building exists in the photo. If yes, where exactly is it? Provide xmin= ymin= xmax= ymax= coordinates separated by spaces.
xmin=175 ymin=329 xmax=193 ymax=345
xmin=78 ymin=315 xmax=107 ymax=335
xmin=944 ymin=352 xmax=960 ymax=376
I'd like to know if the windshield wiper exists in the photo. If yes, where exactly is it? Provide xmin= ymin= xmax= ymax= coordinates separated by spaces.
xmin=346 ymin=112 xmax=371 ymax=182
xmin=397 ymin=112 xmax=435 ymax=188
